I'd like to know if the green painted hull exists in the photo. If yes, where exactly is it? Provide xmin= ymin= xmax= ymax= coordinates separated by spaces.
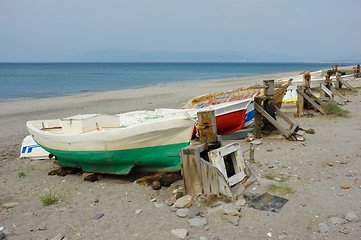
xmin=40 ymin=142 xmax=190 ymax=175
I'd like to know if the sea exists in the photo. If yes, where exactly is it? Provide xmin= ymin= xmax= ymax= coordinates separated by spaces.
xmin=0 ymin=62 xmax=348 ymax=102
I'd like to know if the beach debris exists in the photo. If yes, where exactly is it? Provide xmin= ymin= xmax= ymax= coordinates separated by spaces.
xmin=345 ymin=211 xmax=359 ymax=222
xmin=48 ymin=167 xmax=82 ymax=176
xmin=174 ymin=195 xmax=193 ymax=208
xmin=340 ymin=185 xmax=350 ymax=189
xmin=1 ymin=202 xmax=19 ymax=209
xmin=135 ymin=209 xmax=142 ymax=214
xmin=317 ymin=222 xmax=330 ymax=233
xmin=134 ymin=172 xmax=182 ymax=190
xmin=36 ymin=224 xmax=48 ymax=231
xmin=247 ymin=192 xmax=288 ymax=213
xmin=171 ymin=229 xmax=188 ymax=239
xmin=188 ymin=216 xmax=208 ymax=227
xmin=93 ymin=213 xmax=104 ymax=220
xmin=82 ymin=173 xmax=102 ymax=182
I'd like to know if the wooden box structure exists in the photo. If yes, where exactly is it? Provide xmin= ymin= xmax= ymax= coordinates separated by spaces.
xmin=180 ymin=142 xmax=247 ymax=199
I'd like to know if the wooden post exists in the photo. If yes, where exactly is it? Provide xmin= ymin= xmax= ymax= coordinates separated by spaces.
xmin=296 ymin=85 xmax=305 ymax=117
xmin=197 ymin=110 xmax=217 ymax=144
xmin=249 ymin=145 xmax=255 ymax=164
xmin=254 ymin=96 xmax=263 ymax=139
xmin=335 ymin=72 xmax=341 ymax=89
xmin=263 ymin=80 xmax=276 ymax=133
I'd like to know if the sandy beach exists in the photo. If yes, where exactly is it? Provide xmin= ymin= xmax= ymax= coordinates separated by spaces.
xmin=1 ymin=70 xmax=361 ymax=239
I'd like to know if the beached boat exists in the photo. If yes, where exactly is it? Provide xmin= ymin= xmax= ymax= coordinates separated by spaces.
xmin=20 ymin=135 xmax=50 ymax=160
xmin=183 ymin=79 xmax=292 ymax=129
xmin=26 ymin=111 xmax=195 ymax=175
xmin=156 ymin=98 xmax=252 ymax=136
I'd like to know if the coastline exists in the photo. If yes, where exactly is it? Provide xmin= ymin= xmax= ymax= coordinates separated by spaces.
xmin=1 ymin=68 xmax=361 ymax=239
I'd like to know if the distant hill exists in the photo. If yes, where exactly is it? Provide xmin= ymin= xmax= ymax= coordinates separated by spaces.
xmin=68 ymin=49 xmax=361 ymax=63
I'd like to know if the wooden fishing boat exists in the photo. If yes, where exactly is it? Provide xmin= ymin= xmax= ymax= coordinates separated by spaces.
xmin=156 ymin=98 xmax=252 ymax=136
xmin=26 ymin=111 xmax=195 ymax=175
xmin=183 ymin=79 xmax=292 ymax=128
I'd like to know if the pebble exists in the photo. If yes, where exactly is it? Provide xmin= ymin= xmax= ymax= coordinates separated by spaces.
xmin=135 ymin=209 xmax=142 ymax=214
xmin=222 ymin=215 xmax=240 ymax=226
xmin=250 ymin=139 xmax=262 ymax=145
xmin=317 ymin=222 xmax=330 ymax=233
xmin=176 ymin=208 xmax=189 ymax=218
xmin=199 ymin=236 xmax=209 ymax=240
xmin=2 ymin=202 xmax=19 ymax=208
xmin=345 ymin=211 xmax=359 ymax=222
xmin=188 ymin=216 xmax=208 ymax=227
xmin=0 ymin=232 xmax=5 ymax=240
xmin=341 ymin=185 xmax=350 ymax=189
xmin=187 ymin=207 xmax=200 ymax=219
xmin=330 ymin=217 xmax=347 ymax=225
xmin=51 ymin=234 xmax=64 ymax=240
xmin=278 ymin=234 xmax=287 ymax=239
xmin=170 ymin=206 xmax=177 ymax=212
xmin=171 ymin=229 xmax=188 ymax=239
xmin=174 ymin=195 xmax=193 ymax=208
xmin=93 ymin=213 xmax=104 ymax=219
xmin=0 ymin=227 xmax=3 ymax=232
xmin=267 ymin=232 xmax=273 ymax=237
xmin=36 ymin=224 xmax=48 ymax=231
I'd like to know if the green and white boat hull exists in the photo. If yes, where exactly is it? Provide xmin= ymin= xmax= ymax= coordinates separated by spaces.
xmin=27 ymin=111 xmax=195 ymax=175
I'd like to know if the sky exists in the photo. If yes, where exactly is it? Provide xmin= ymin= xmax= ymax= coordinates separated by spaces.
xmin=1 ymin=0 xmax=360 ymax=62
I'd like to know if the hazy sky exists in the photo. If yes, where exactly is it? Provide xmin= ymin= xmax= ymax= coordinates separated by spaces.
xmin=1 ymin=0 xmax=360 ymax=62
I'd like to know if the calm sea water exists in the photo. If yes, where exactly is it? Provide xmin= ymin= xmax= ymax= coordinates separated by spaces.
xmin=0 ymin=62 xmax=344 ymax=102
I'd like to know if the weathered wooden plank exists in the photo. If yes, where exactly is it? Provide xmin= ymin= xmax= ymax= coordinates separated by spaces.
xmin=200 ymin=160 xmax=220 ymax=195
xmin=254 ymin=102 xmax=291 ymax=138
xmin=297 ymin=89 xmax=325 ymax=114
xmin=296 ymin=85 xmax=305 ymax=117
xmin=197 ymin=110 xmax=218 ymax=144
xmin=254 ymin=96 xmax=263 ymax=139
xmin=180 ymin=145 xmax=204 ymax=195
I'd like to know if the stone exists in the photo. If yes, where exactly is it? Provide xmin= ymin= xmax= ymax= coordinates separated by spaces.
xmin=250 ymin=139 xmax=262 ymax=145
xmin=93 ymin=213 xmax=104 ymax=219
xmin=0 ymin=227 xmax=3 ymax=232
xmin=222 ymin=215 xmax=240 ymax=226
xmin=171 ymin=229 xmax=188 ymax=239
xmin=51 ymin=234 xmax=64 ymax=240
xmin=2 ymin=202 xmax=19 ymax=208
xmin=176 ymin=208 xmax=189 ymax=218
xmin=187 ymin=207 xmax=200 ymax=219
xmin=345 ymin=212 xmax=359 ymax=222
xmin=170 ymin=206 xmax=177 ymax=212
xmin=317 ymin=223 xmax=330 ymax=233
xmin=36 ymin=224 xmax=48 ymax=231
xmin=189 ymin=216 xmax=208 ymax=227
xmin=0 ymin=232 xmax=5 ymax=240
xmin=222 ymin=203 xmax=240 ymax=216
xmin=330 ymin=217 xmax=347 ymax=225
xmin=278 ymin=234 xmax=287 ymax=239
xmin=174 ymin=195 xmax=193 ymax=208
xmin=235 ymin=199 xmax=246 ymax=210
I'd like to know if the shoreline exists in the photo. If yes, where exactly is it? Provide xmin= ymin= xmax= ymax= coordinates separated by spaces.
xmin=1 ymin=67 xmax=360 ymax=239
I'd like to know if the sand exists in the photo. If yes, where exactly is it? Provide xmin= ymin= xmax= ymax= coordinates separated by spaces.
xmin=0 ymin=70 xmax=360 ymax=239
